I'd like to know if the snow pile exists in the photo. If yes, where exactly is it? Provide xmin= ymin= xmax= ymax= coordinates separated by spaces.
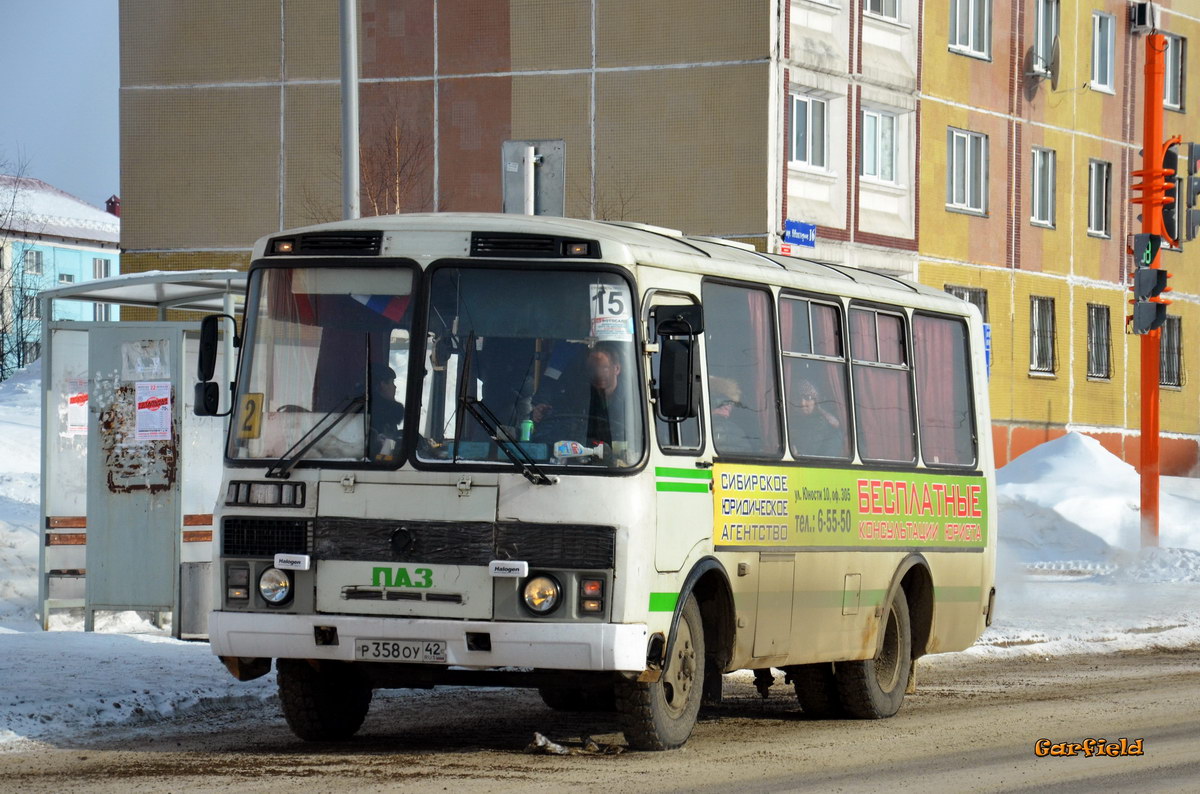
xmin=996 ymin=432 xmax=1200 ymax=566
xmin=0 ymin=362 xmax=43 ymax=627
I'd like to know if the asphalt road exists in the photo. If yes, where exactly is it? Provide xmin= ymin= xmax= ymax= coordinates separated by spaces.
xmin=1 ymin=648 xmax=1197 ymax=793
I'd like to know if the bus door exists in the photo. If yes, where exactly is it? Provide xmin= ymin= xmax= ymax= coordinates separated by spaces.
xmin=646 ymin=291 xmax=708 ymax=573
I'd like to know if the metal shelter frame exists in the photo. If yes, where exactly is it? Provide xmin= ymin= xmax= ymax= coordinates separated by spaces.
xmin=37 ymin=269 xmax=246 ymax=635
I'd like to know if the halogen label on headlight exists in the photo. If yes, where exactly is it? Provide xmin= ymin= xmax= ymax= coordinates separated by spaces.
xmin=274 ymin=553 xmax=311 ymax=571
xmin=489 ymin=560 xmax=529 ymax=577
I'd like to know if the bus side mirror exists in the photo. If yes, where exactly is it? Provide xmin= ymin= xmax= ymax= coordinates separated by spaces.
xmin=195 ymin=313 xmax=238 ymax=417
xmin=195 ymin=382 xmax=221 ymax=416
xmin=655 ymin=305 xmax=703 ymax=422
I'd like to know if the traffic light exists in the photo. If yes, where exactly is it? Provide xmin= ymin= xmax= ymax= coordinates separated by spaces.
xmin=1161 ymin=143 xmax=1179 ymax=241
xmin=1185 ymin=142 xmax=1200 ymax=242
xmin=1129 ymin=233 xmax=1171 ymax=334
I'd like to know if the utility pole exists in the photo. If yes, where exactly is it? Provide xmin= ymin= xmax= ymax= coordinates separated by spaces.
xmin=340 ymin=0 xmax=361 ymax=220
xmin=1129 ymin=33 xmax=1174 ymax=548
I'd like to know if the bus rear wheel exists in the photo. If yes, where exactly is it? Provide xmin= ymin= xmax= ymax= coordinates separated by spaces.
xmin=277 ymin=659 xmax=372 ymax=741
xmin=836 ymin=592 xmax=912 ymax=719
xmin=615 ymin=594 xmax=705 ymax=750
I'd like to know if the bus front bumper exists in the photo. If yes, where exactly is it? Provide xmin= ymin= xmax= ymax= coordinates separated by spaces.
xmin=208 ymin=611 xmax=650 ymax=673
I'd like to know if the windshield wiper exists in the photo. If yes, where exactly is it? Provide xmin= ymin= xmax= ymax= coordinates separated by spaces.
xmin=455 ymin=333 xmax=556 ymax=486
xmin=264 ymin=394 xmax=366 ymax=479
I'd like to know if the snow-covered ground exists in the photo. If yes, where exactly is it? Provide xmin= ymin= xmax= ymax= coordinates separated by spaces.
xmin=1 ymin=362 xmax=1198 ymax=749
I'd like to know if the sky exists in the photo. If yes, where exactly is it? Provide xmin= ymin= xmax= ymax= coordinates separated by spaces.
xmin=0 ymin=1 xmax=119 ymax=208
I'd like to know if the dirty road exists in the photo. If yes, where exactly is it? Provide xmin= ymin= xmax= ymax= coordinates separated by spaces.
xmin=2 ymin=648 xmax=1197 ymax=793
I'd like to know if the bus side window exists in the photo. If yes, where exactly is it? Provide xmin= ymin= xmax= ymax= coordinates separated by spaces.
xmin=701 ymin=282 xmax=783 ymax=458
xmin=850 ymin=307 xmax=916 ymax=464
xmin=780 ymin=296 xmax=852 ymax=460
xmin=913 ymin=314 xmax=976 ymax=467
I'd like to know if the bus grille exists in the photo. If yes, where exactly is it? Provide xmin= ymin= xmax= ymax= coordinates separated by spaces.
xmin=223 ymin=518 xmax=312 ymax=557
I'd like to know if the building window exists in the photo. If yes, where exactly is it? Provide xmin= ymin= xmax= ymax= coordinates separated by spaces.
xmin=1160 ymin=315 xmax=1182 ymax=387
xmin=864 ymin=0 xmax=898 ymax=21
xmin=790 ymin=94 xmax=828 ymax=169
xmin=949 ymin=0 xmax=990 ymax=58
xmin=24 ymin=249 xmax=43 ymax=275
xmin=23 ymin=295 xmax=41 ymax=321
xmin=1086 ymin=304 xmax=1111 ymax=379
xmin=1164 ymin=35 xmax=1185 ymax=110
xmin=1034 ymin=0 xmax=1060 ymax=76
xmin=1088 ymin=160 xmax=1111 ymax=237
xmin=1091 ymin=13 xmax=1114 ymax=91
xmin=1029 ymin=296 xmax=1056 ymax=374
xmin=946 ymin=128 xmax=988 ymax=213
xmin=944 ymin=285 xmax=989 ymax=323
xmin=1031 ymin=148 xmax=1056 ymax=227
xmin=93 ymin=258 xmax=112 ymax=279
xmin=94 ymin=304 xmax=112 ymax=322
xmin=58 ymin=273 xmax=76 ymax=284
xmin=861 ymin=109 xmax=896 ymax=182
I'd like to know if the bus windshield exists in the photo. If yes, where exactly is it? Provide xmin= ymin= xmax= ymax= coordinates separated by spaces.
xmin=230 ymin=265 xmax=416 ymax=466
xmin=418 ymin=266 xmax=644 ymax=469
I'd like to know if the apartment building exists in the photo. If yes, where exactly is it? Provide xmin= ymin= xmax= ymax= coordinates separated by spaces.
xmin=118 ymin=0 xmax=1197 ymax=472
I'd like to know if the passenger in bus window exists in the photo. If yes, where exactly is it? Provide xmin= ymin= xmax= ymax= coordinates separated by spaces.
xmin=369 ymin=366 xmax=405 ymax=460
xmin=709 ymin=376 xmax=755 ymax=454
xmin=790 ymin=378 xmax=842 ymax=457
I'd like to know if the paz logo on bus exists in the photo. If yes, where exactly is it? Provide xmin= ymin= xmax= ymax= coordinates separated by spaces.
xmin=489 ymin=560 xmax=529 ymax=577
xmin=274 ymin=553 xmax=311 ymax=571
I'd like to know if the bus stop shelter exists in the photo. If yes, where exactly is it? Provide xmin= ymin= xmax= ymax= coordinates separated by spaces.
xmin=37 ymin=270 xmax=246 ymax=638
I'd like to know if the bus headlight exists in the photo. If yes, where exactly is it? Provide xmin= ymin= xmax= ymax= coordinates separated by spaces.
xmin=259 ymin=567 xmax=292 ymax=605
xmin=522 ymin=575 xmax=561 ymax=615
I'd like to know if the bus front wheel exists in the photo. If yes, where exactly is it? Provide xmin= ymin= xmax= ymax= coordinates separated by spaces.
xmin=616 ymin=594 xmax=705 ymax=750
xmin=277 ymin=659 xmax=372 ymax=741
xmin=836 ymin=592 xmax=912 ymax=719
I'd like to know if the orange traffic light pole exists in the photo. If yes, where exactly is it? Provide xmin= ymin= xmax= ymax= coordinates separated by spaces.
xmin=1129 ymin=34 xmax=1172 ymax=548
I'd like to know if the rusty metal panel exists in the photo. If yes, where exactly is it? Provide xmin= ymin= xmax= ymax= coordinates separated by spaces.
xmin=85 ymin=326 xmax=184 ymax=617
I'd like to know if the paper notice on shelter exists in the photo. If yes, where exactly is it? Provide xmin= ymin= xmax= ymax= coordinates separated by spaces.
xmin=121 ymin=339 xmax=171 ymax=381
xmin=66 ymin=378 xmax=88 ymax=436
xmin=135 ymin=381 xmax=172 ymax=441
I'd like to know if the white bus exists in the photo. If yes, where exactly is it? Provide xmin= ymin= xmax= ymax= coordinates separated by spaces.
xmin=196 ymin=213 xmax=995 ymax=750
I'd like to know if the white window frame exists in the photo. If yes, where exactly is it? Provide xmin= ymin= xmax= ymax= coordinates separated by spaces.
xmin=1033 ymin=0 xmax=1059 ymax=76
xmin=1091 ymin=12 xmax=1115 ymax=93
xmin=1086 ymin=303 xmax=1111 ymax=380
xmin=946 ymin=128 xmax=988 ymax=213
xmin=861 ymin=109 xmax=897 ymax=183
xmin=1029 ymin=296 xmax=1056 ymax=374
xmin=93 ymin=257 xmax=112 ymax=279
xmin=1087 ymin=159 xmax=1111 ymax=237
xmin=58 ymin=273 xmax=76 ymax=284
xmin=1160 ymin=315 xmax=1182 ymax=387
xmin=1031 ymin=147 xmax=1056 ymax=227
xmin=864 ymin=0 xmax=899 ymax=21
xmin=789 ymin=93 xmax=828 ymax=170
xmin=24 ymin=249 xmax=43 ymax=275
xmin=1164 ymin=34 xmax=1184 ymax=110
xmin=949 ymin=0 xmax=991 ymax=59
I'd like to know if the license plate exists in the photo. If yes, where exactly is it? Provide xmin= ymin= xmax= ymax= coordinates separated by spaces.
xmin=354 ymin=639 xmax=447 ymax=663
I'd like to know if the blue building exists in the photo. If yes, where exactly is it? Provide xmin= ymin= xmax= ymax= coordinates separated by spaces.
xmin=0 ymin=176 xmax=120 ymax=380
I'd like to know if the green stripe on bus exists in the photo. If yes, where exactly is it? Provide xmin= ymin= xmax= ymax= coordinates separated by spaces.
xmin=934 ymin=586 xmax=984 ymax=602
xmin=654 ymin=467 xmax=713 ymax=480
xmin=649 ymin=592 xmax=679 ymax=612
xmin=655 ymin=482 xmax=710 ymax=494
